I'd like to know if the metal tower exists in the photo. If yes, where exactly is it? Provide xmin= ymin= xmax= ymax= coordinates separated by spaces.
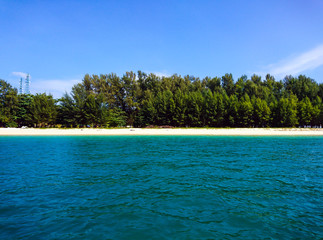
xmin=25 ymin=74 xmax=30 ymax=94
xmin=19 ymin=77 xmax=23 ymax=94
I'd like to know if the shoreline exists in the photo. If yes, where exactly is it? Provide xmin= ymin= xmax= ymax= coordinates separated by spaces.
xmin=1 ymin=128 xmax=323 ymax=136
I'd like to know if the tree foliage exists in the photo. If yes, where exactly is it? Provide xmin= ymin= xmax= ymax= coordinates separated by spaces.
xmin=1 ymin=72 xmax=323 ymax=128
xmin=0 ymin=80 xmax=18 ymax=127
xmin=30 ymin=93 xmax=57 ymax=127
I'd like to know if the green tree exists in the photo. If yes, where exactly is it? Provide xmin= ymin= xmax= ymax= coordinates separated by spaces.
xmin=273 ymin=94 xmax=299 ymax=127
xmin=204 ymin=76 xmax=221 ymax=93
xmin=311 ymin=96 xmax=322 ymax=126
xmin=154 ymin=91 xmax=168 ymax=125
xmin=154 ymin=90 xmax=175 ymax=126
xmin=138 ymin=90 xmax=157 ymax=127
xmin=235 ymin=75 xmax=247 ymax=99
xmin=173 ymin=90 xmax=187 ymax=127
xmin=284 ymin=75 xmax=319 ymax=101
xmin=58 ymin=93 xmax=76 ymax=127
xmin=186 ymin=91 xmax=203 ymax=126
xmin=202 ymin=89 xmax=217 ymax=127
xmin=319 ymin=83 xmax=323 ymax=100
xmin=221 ymin=73 xmax=235 ymax=96
xmin=107 ymin=108 xmax=126 ymax=127
xmin=214 ymin=92 xmax=226 ymax=127
xmin=121 ymin=71 xmax=140 ymax=126
xmin=237 ymin=94 xmax=254 ymax=127
xmin=17 ymin=94 xmax=33 ymax=127
xmin=30 ymin=93 xmax=57 ymax=127
xmin=0 ymin=80 xmax=18 ymax=127
xmin=2 ymin=71 xmax=319 ymax=129
xmin=70 ymin=83 xmax=87 ymax=126
xmin=298 ymin=97 xmax=314 ymax=126
xmin=84 ymin=94 xmax=108 ymax=127
xmin=253 ymin=98 xmax=271 ymax=127
xmin=228 ymin=94 xmax=238 ymax=127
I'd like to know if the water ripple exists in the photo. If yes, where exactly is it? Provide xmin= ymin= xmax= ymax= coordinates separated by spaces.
xmin=0 ymin=136 xmax=322 ymax=239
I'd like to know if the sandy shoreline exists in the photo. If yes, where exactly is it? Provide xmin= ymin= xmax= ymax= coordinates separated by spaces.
xmin=0 ymin=128 xmax=323 ymax=136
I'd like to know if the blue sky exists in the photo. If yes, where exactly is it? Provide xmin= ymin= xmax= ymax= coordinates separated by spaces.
xmin=1 ymin=0 xmax=323 ymax=98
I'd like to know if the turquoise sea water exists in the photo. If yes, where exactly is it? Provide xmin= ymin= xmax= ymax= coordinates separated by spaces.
xmin=0 ymin=136 xmax=322 ymax=239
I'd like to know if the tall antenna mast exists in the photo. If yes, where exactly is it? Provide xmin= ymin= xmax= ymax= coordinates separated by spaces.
xmin=25 ymin=74 xmax=30 ymax=94
xmin=19 ymin=77 xmax=23 ymax=94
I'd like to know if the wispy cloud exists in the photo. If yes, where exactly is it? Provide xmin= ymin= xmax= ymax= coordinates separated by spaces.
xmin=9 ymin=73 xmax=80 ymax=98
xmin=151 ymin=71 xmax=171 ymax=78
xmin=12 ymin=72 xmax=29 ymax=79
xmin=262 ymin=44 xmax=323 ymax=78
xmin=32 ymin=79 xmax=80 ymax=98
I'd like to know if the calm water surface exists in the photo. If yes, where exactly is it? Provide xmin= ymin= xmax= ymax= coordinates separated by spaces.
xmin=0 ymin=136 xmax=322 ymax=239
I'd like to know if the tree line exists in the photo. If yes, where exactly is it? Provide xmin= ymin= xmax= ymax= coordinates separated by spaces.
xmin=1 ymin=71 xmax=323 ymax=128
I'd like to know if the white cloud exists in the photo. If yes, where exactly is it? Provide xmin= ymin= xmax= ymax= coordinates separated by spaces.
xmin=32 ymin=79 xmax=80 ymax=98
xmin=12 ymin=72 xmax=29 ymax=79
xmin=263 ymin=44 xmax=323 ymax=78
xmin=151 ymin=71 xmax=171 ymax=78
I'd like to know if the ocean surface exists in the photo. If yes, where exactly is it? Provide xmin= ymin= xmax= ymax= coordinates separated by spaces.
xmin=0 ymin=136 xmax=322 ymax=239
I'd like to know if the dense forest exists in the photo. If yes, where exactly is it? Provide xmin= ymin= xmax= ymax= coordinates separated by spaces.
xmin=1 ymin=71 xmax=323 ymax=128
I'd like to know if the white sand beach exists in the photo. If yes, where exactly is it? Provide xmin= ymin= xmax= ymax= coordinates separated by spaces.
xmin=0 ymin=128 xmax=323 ymax=136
